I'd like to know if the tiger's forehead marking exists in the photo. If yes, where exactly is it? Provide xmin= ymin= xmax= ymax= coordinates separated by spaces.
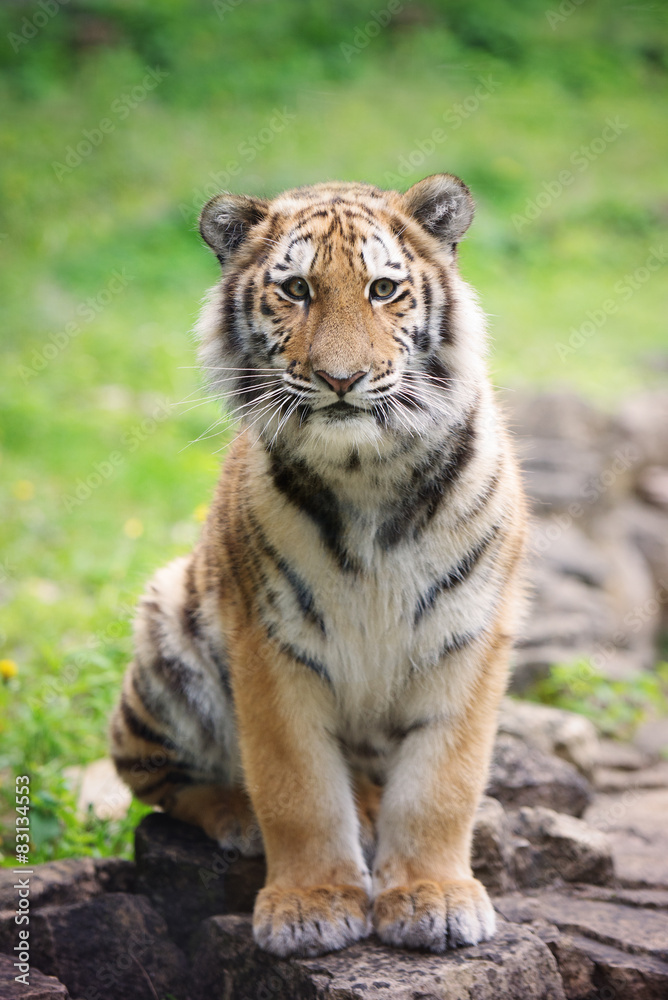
xmin=266 ymin=195 xmax=410 ymax=281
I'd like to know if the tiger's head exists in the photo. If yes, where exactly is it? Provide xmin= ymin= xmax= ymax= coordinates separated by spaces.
xmin=197 ymin=175 xmax=488 ymax=462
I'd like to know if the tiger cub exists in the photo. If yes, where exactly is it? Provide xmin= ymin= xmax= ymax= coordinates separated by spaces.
xmin=110 ymin=174 xmax=527 ymax=957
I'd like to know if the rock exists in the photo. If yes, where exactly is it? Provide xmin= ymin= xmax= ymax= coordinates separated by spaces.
xmin=511 ymin=806 xmax=614 ymax=887
xmin=520 ymin=569 xmax=617 ymax=652
xmin=567 ymin=885 xmax=668 ymax=910
xmin=633 ymin=716 xmax=668 ymax=759
xmin=613 ymin=501 xmax=668 ymax=619
xmin=498 ymin=698 xmax=599 ymax=777
xmin=637 ymin=466 xmax=668 ymax=509
xmin=64 ymin=757 xmax=132 ymax=821
xmin=593 ymin=762 xmax=668 ymax=793
xmin=616 ymin=391 xmax=668 ymax=470
xmin=134 ymin=811 xmax=265 ymax=937
xmin=585 ymin=788 xmax=668 ymax=888
xmin=190 ymin=912 xmax=567 ymax=1000
xmin=10 ymin=893 xmax=188 ymax=1000
xmin=489 ymin=734 xmax=593 ymax=817
xmin=0 ymin=953 xmax=70 ymax=999
xmin=0 ymin=856 xmax=134 ymax=913
xmin=495 ymin=892 xmax=668 ymax=961
xmin=505 ymin=391 xmax=630 ymax=516
xmin=547 ymin=932 xmax=668 ymax=1000
xmin=472 ymin=795 xmax=515 ymax=894
xmin=529 ymin=520 xmax=610 ymax=589
xmin=593 ymin=738 xmax=650 ymax=771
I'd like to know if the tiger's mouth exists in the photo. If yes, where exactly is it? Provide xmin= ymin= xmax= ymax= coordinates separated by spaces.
xmin=321 ymin=400 xmax=366 ymax=420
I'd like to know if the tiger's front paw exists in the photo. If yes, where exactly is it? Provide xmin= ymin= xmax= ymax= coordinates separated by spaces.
xmin=253 ymin=884 xmax=371 ymax=957
xmin=373 ymin=878 xmax=495 ymax=952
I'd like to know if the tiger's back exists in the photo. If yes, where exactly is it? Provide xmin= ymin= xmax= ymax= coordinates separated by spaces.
xmin=110 ymin=174 xmax=527 ymax=958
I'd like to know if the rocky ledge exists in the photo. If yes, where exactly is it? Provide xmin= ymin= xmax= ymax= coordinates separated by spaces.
xmin=1 ymin=696 xmax=668 ymax=1000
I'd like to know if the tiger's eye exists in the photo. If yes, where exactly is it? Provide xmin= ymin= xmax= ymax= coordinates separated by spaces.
xmin=370 ymin=278 xmax=397 ymax=300
xmin=283 ymin=277 xmax=310 ymax=300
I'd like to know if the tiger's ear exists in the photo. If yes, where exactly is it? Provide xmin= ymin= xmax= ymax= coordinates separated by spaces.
xmin=402 ymin=173 xmax=474 ymax=246
xmin=199 ymin=193 xmax=269 ymax=266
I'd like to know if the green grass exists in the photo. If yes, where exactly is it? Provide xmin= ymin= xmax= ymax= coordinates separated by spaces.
xmin=1 ymin=0 xmax=667 ymax=863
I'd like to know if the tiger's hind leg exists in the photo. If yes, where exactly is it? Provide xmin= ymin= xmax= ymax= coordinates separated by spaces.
xmin=109 ymin=555 xmax=262 ymax=855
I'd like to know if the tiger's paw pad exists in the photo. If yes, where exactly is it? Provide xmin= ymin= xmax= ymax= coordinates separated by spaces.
xmin=253 ymin=884 xmax=371 ymax=957
xmin=373 ymin=878 xmax=495 ymax=952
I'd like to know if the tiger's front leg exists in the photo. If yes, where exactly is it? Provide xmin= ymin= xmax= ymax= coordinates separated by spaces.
xmin=231 ymin=625 xmax=371 ymax=957
xmin=372 ymin=644 xmax=508 ymax=953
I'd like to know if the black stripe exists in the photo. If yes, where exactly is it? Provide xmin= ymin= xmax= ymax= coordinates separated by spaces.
xmin=120 ymin=695 xmax=178 ymax=752
xmin=249 ymin=513 xmax=326 ymax=634
xmin=113 ymin=753 xmax=193 ymax=773
xmin=208 ymin=646 xmax=233 ymax=698
xmin=457 ymin=470 xmax=500 ymax=524
xmin=280 ymin=643 xmax=332 ymax=687
xmin=414 ymin=526 xmax=500 ymax=624
xmin=440 ymin=628 xmax=481 ymax=657
xmin=269 ymin=449 xmax=359 ymax=573
xmin=136 ymin=771 xmax=198 ymax=798
xmin=376 ymin=407 xmax=477 ymax=550
xmin=222 ymin=273 xmax=243 ymax=352
xmin=181 ymin=560 xmax=201 ymax=640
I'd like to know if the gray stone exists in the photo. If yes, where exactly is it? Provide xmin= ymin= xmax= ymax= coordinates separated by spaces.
xmin=519 ymin=569 xmax=617 ymax=652
xmin=190 ymin=912 xmax=567 ymax=999
xmin=637 ymin=465 xmax=668 ymax=509
xmin=134 ymin=811 xmax=265 ymax=937
xmin=489 ymin=734 xmax=593 ymax=817
xmin=498 ymin=698 xmax=599 ymax=777
xmin=495 ymin=891 xmax=668 ymax=961
xmin=529 ymin=520 xmax=610 ymax=589
xmin=567 ymin=885 xmax=668 ymax=910
xmin=616 ymin=391 xmax=668 ymax=470
xmin=504 ymin=391 xmax=626 ymax=515
xmin=593 ymin=761 xmax=668 ymax=794
xmin=511 ymin=806 xmax=614 ymax=888
xmin=613 ymin=501 xmax=668 ymax=620
xmin=8 ymin=893 xmax=188 ymax=1000
xmin=0 ymin=953 xmax=70 ymax=999
xmin=634 ymin=716 xmax=668 ymax=760
xmin=472 ymin=795 xmax=515 ymax=894
xmin=0 ymin=857 xmax=133 ymax=913
xmin=593 ymin=738 xmax=650 ymax=771
xmin=585 ymin=788 xmax=668 ymax=888
xmin=548 ymin=933 xmax=668 ymax=1000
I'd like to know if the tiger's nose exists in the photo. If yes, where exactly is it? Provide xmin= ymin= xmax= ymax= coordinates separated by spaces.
xmin=315 ymin=370 xmax=367 ymax=397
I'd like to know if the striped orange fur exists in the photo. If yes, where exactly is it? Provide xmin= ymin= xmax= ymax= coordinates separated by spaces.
xmin=110 ymin=174 xmax=527 ymax=957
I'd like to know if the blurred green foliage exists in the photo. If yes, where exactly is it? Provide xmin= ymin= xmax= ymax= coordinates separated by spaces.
xmin=0 ymin=0 xmax=667 ymax=862
xmin=528 ymin=659 xmax=668 ymax=742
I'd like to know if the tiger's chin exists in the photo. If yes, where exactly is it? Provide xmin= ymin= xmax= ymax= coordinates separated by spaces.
xmin=286 ymin=407 xmax=392 ymax=463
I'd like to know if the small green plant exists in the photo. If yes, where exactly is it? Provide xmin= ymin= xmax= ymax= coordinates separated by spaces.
xmin=527 ymin=658 xmax=668 ymax=741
